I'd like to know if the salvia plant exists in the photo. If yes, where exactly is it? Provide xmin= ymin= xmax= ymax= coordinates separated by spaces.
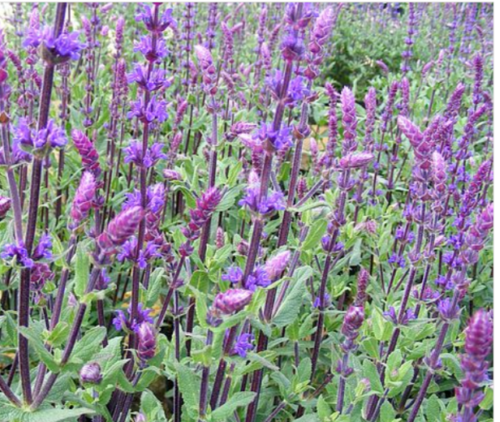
xmin=0 ymin=3 xmax=494 ymax=422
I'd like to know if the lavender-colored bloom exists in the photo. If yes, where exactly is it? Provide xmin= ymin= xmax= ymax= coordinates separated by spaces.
xmin=112 ymin=303 xmax=154 ymax=333
xmin=281 ymin=30 xmax=305 ymax=62
xmin=309 ymin=7 xmax=335 ymax=54
xmin=221 ymin=266 xmax=244 ymax=284
xmin=455 ymin=309 xmax=493 ymax=418
xmin=287 ymin=76 xmax=311 ymax=104
xmin=32 ymin=233 xmax=52 ymax=261
xmin=264 ymin=251 xmax=290 ymax=281
xmin=136 ymin=5 xmax=176 ymax=33
xmin=341 ymin=87 xmax=357 ymax=153
xmin=163 ymin=169 xmax=181 ymax=181
xmin=254 ymin=123 xmax=293 ymax=152
xmin=355 ymin=268 xmax=369 ymax=306
xmin=384 ymin=306 xmax=416 ymax=325
xmin=182 ymin=187 xmax=221 ymax=242
xmin=341 ymin=306 xmax=364 ymax=340
xmin=30 ymin=262 xmax=53 ymax=292
xmin=70 ymin=172 xmax=96 ymax=228
xmin=437 ymin=298 xmax=460 ymax=321
xmin=134 ymin=35 xmax=169 ymax=62
xmin=123 ymin=140 xmax=167 ymax=168
xmin=432 ymin=151 xmax=447 ymax=193
xmin=72 ymin=130 xmax=101 ymax=177
xmin=137 ymin=322 xmax=157 ymax=362
xmin=376 ymin=60 xmax=389 ymax=74
xmin=388 ymin=253 xmax=405 ymax=268
xmin=128 ymin=96 xmax=168 ymax=123
xmin=97 ymin=206 xmax=144 ymax=253
xmin=339 ymin=152 xmax=374 ymax=169
xmin=233 ymin=333 xmax=254 ymax=358
xmin=213 ymin=289 xmax=253 ymax=316
xmin=313 ymin=293 xmax=330 ymax=308
xmin=445 ymin=83 xmax=466 ymax=120
xmin=1 ymin=242 xmax=33 ymax=268
xmin=246 ymin=266 xmax=271 ymax=291
xmin=80 ymin=362 xmax=102 ymax=384
xmin=127 ymin=64 xmax=169 ymax=91
xmin=24 ymin=26 xmax=85 ymax=61
xmin=117 ymin=237 xmax=161 ymax=269
xmin=134 ymin=413 xmax=147 ymax=422
xmin=14 ymin=118 xmax=67 ymax=156
xmin=0 ymin=196 xmax=11 ymax=218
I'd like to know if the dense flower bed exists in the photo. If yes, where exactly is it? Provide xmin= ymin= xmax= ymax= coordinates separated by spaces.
xmin=0 ymin=3 xmax=493 ymax=422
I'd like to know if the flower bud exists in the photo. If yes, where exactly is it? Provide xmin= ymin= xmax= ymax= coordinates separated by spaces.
xmin=137 ymin=322 xmax=157 ymax=362
xmin=264 ymin=251 xmax=290 ymax=281
xmin=213 ymin=289 xmax=253 ymax=316
xmin=80 ymin=362 xmax=102 ymax=384
xmin=0 ymin=195 xmax=11 ymax=218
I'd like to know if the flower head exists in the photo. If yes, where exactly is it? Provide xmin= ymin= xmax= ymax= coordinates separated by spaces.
xmin=233 ymin=333 xmax=254 ymax=358
xmin=213 ymin=289 xmax=253 ymax=316
xmin=70 ymin=172 xmax=96 ymax=228
xmin=80 ymin=362 xmax=102 ymax=385
xmin=112 ymin=303 xmax=154 ymax=333
xmin=222 ymin=266 xmax=244 ymax=285
xmin=72 ymin=130 xmax=101 ymax=177
xmin=97 ymin=206 xmax=144 ymax=254
xmin=264 ymin=251 xmax=290 ymax=282
xmin=137 ymin=322 xmax=157 ymax=362
xmin=0 ymin=196 xmax=11 ymax=218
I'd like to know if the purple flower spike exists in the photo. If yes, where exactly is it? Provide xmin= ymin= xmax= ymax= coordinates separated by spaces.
xmin=213 ymin=289 xmax=253 ymax=316
xmin=376 ymin=60 xmax=389 ymax=74
xmin=340 ymin=87 xmax=358 ymax=153
xmin=97 ymin=206 xmax=144 ymax=253
xmin=309 ymin=7 xmax=334 ymax=54
xmin=341 ymin=305 xmax=364 ymax=340
xmin=264 ymin=251 xmax=290 ymax=282
xmin=339 ymin=152 xmax=374 ymax=169
xmin=432 ymin=151 xmax=447 ymax=193
xmin=455 ymin=309 xmax=493 ymax=417
xmin=0 ymin=195 xmax=11 ymax=218
xmin=70 ymin=172 xmax=96 ymax=228
xmin=1 ymin=242 xmax=33 ymax=268
xmin=80 ymin=362 xmax=102 ymax=385
xmin=72 ymin=130 xmax=101 ymax=177
xmin=221 ymin=266 xmax=244 ymax=284
xmin=137 ymin=322 xmax=157 ymax=362
xmin=233 ymin=333 xmax=254 ymax=358
xmin=355 ymin=267 xmax=369 ymax=306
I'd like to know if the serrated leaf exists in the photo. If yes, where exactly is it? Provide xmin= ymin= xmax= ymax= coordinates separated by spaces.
xmin=70 ymin=326 xmax=106 ymax=364
xmin=273 ymin=268 xmax=309 ymax=327
xmin=18 ymin=327 xmax=59 ymax=373
xmin=74 ymin=244 xmax=90 ymax=299
xmin=211 ymin=392 xmax=256 ymax=420
xmin=363 ymin=360 xmax=384 ymax=395
xmin=302 ymin=219 xmax=328 ymax=252
xmin=176 ymin=364 xmax=200 ymax=416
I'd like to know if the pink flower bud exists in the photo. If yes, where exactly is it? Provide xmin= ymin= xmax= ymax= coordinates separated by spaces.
xmin=213 ymin=289 xmax=253 ymax=316
xmin=264 ymin=251 xmax=291 ymax=281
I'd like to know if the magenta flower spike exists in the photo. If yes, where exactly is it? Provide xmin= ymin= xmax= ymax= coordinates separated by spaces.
xmin=213 ymin=289 xmax=253 ymax=316
xmin=70 ymin=172 xmax=96 ymax=228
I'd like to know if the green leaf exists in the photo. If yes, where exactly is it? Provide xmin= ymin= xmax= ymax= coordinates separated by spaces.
xmin=45 ymin=322 xmax=70 ymax=348
xmin=380 ymin=401 xmax=396 ymax=422
xmin=141 ymin=389 xmax=167 ymax=422
xmin=363 ymin=360 xmax=384 ymax=395
xmin=479 ymin=386 xmax=493 ymax=410
xmin=18 ymin=327 xmax=59 ymax=373
xmin=426 ymin=394 xmax=443 ymax=420
xmin=176 ymin=364 xmax=200 ymax=415
xmin=302 ymin=219 xmax=328 ymax=252
xmin=317 ymin=395 xmax=331 ymax=421
xmin=0 ymin=404 xmax=94 ymax=422
xmin=211 ymin=392 xmax=256 ymax=420
xmin=273 ymin=269 xmax=309 ymax=327
xmin=216 ymin=187 xmax=241 ymax=212
xmin=70 ymin=326 xmax=106 ymax=365
xmin=74 ymin=244 xmax=90 ymax=299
